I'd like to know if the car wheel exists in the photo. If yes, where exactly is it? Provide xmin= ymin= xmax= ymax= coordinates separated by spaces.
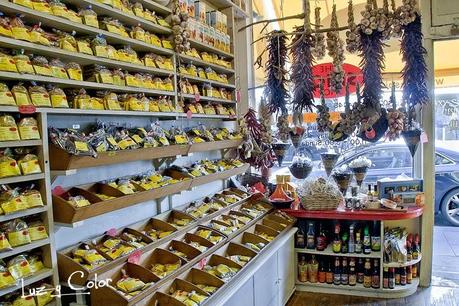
xmin=441 ymin=188 xmax=459 ymax=226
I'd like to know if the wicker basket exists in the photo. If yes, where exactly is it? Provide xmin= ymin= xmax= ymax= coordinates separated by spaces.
xmin=300 ymin=193 xmax=341 ymax=210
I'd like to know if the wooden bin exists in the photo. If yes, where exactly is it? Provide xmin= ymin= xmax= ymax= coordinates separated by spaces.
xmin=265 ymin=213 xmax=295 ymax=227
xmin=199 ymin=254 xmax=243 ymax=282
xmin=223 ymin=187 xmax=250 ymax=198
xmin=183 ymin=233 xmax=215 ymax=252
xmin=253 ymin=224 xmax=280 ymax=242
xmin=53 ymin=180 xmax=192 ymax=224
xmin=138 ymin=248 xmax=186 ymax=281
xmin=232 ymin=232 xmax=269 ymax=253
xmin=184 ymin=268 xmax=225 ymax=295
xmin=166 ymin=240 xmax=202 ymax=262
xmin=162 ymin=278 xmax=210 ymax=303
xmin=229 ymin=210 xmax=255 ymax=223
xmin=207 ymin=219 xmax=238 ymax=237
xmin=145 ymin=292 xmax=188 ymax=306
xmin=133 ymin=218 xmax=179 ymax=242
xmin=58 ymin=243 xmax=113 ymax=286
xmin=262 ymin=218 xmax=287 ymax=232
xmin=153 ymin=210 xmax=196 ymax=229
xmin=188 ymin=139 xmax=243 ymax=153
xmin=49 ymin=144 xmax=189 ymax=170
xmin=190 ymin=164 xmax=249 ymax=188
xmin=192 ymin=225 xmax=227 ymax=245
xmin=91 ymin=262 xmax=160 ymax=306
xmin=221 ymin=242 xmax=257 ymax=267
xmin=116 ymin=227 xmax=154 ymax=247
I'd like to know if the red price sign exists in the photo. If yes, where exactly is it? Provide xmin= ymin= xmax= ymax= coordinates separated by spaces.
xmin=312 ymin=63 xmax=363 ymax=98
xmin=106 ymin=228 xmax=117 ymax=237
xmin=186 ymin=110 xmax=193 ymax=119
xmin=194 ymin=94 xmax=201 ymax=102
xmin=52 ymin=186 xmax=65 ymax=197
xmin=236 ymin=90 xmax=241 ymax=103
xmin=128 ymin=250 xmax=142 ymax=264
xmin=197 ymin=258 xmax=207 ymax=269
xmin=18 ymin=105 xmax=37 ymax=114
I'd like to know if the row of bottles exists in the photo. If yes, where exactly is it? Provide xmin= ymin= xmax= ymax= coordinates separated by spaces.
xmin=298 ymin=255 xmax=380 ymax=288
xmin=296 ymin=220 xmax=381 ymax=255
xmin=382 ymin=265 xmax=418 ymax=288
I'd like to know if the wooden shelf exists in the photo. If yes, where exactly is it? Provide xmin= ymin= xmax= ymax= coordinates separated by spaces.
xmin=64 ymin=0 xmax=172 ymax=35
xmin=140 ymin=0 xmax=172 ymax=15
xmin=180 ymin=94 xmax=237 ymax=105
xmin=50 ymin=140 xmax=242 ymax=171
xmin=177 ymin=112 xmax=237 ymax=120
xmin=0 ymin=268 xmax=53 ymax=296
xmin=383 ymin=254 xmax=422 ymax=268
xmin=189 ymin=39 xmax=234 ymax=58
xmin=0 ymin=1 xmax=173 ymax=56
xmin=0 ymin=71 xmax=175 ymax=96
xmin=296 ymin=278 xmax=419 ymax=298
xmin=178 ymin=54 xmax=235 ymax=74
xmin=207 ymin=0 xmax=249 ymax=18
xmin=295 ymin=245 xmax=382 ymax=259
xmin=0 ymin=173 xmax=45 ymax=185
xmin=49 ymin=144 xmax=188 ymax=171
xmin=178 ymin=74 xmax=236 ymax=89
xmin=0 ymin=139 xmax=42 ymax=148
xmin=282 ymin=206 xmax=424 ymax=221
xmin=0 ymin=206 xmax=48 ymax=223
xmin=0 ymin=238 xmax=50 ymax=260
xmin=53 ymin=164 xmax=249 ymax=225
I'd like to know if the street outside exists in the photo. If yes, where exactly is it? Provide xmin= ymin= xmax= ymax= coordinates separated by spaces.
xmin=433 ymin=215 xmax=459 ymax=287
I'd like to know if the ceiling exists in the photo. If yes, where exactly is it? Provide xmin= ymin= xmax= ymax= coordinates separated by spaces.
xmin=251 ymin=0 xmax=459 ymax=86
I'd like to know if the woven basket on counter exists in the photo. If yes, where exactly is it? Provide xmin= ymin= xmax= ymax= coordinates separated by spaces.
xmin=298 ymin=177 xmax=342 ymax=211
xmin=300 ymin=194 xmax=341 ymax=210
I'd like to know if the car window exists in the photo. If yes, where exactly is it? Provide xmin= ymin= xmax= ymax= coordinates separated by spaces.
xmin=435 ymin=153 xmax=453 ymax=165
xmin=351 ymin=148 xmax=412 ymax=169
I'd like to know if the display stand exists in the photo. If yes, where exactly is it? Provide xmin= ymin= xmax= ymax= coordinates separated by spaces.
xmin=282 ymin=206 xmax=424 ymax=298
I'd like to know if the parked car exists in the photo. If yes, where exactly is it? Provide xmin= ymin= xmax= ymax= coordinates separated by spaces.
xmin=274 ymin=142 xmax=459 ymax=226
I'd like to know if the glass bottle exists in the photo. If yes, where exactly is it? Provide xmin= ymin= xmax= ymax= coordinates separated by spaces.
xmin=333 ymin=257 xmax=341 ymax=285
xmin=400 ymin=267 xmax=407 ymax=286
xmin=306 ymin=221 xmax=316 ymax=249
xmin=373 ymin=184 xmax=379 ymax=199
xmin=370 ymin=221 xmax=381 ymax=252
xmin=363 ymin=259 xmax=372 ymax=288
xmin=298 ymin=256 xmax=308 ymax=282
xmin=318 ymin=259 xmax=326 ymax=283
xmin=316 ymin=223 xmax=327 ymax=251
xmin=341 ymin=231 xmax=349 ymax=254
xmin=406 ymin=240 xmax=413 ymax=262
xmin=348 ymin=257 xmax=356 ymax=286
xmin=332 ymin=223 xmax=342 ymax=253
xmin=326 ymin=260 xmax=334 ymax=284
xmin=412 ymin=263 xmax=418 ymax=278
xmin=413 ymin=234 xmax=420 ymax=259
xmin=367 ymin=184 xmax=373 ymax=201
xmin=309 ymin=255 xmax=319 ymax=283
xmin=348 ymin=224 xmax=355 ymax=253
xmin=395 ymin=268 xmax=401 ymax=285
xmin=389 ymin=268 xmax=395 ymax=289
xmin=357 ymin=258 xmax=364 ymax=283
xmin=355 ymin=231 xmax=362 ymax=253
xmin=407 ymin=265 xmax=412 ymax=284
xmin=295 ymin=221 xmax=305 ymax=249
xmin=363 ymin=225 xmax=371 ymax=254
xmin=341 ymin=257 xmax=349 ymax=285
xmin=383 ymin=267 xmax=389 ymax=288
xmin=371 ymin=259 xmax=380 ymax=289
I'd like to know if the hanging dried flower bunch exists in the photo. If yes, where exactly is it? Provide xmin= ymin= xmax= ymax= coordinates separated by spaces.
xmin=326 ymin=4 xmax=345 ymax=95
xmin=346 ymin=0 xmax=359 ymax=53
xmin=398 ymin=0 xmax=428 ymax=127
xmin=291 ymin=26 xmax=315 ymax=113
xmin=258 ymin=97 xmax=274 ymax=144
xmin=386 ymin=82 xmax=406 ymax=141
xmin=238 ymin=109 xmax=275 ymax=169
xmin=264 ymin=31 xmax=289 ymax=115
xmin=311 ymin=6 xmax=326 ymax=59
xmin=316 ymin=80 xmax=332 ymax=132
xmin=171 ymin=0 xmax=190 ymax=53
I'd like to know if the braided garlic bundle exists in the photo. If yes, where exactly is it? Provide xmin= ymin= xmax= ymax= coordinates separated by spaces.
xmin=258 ymin=98 xmax=273 ymax=144
xmin=316 ymin=80 xmax=332 ymax=132
xmin=345 ymin=0 xmax=359 ymax=53
xmin=386 ymin=110 xmax=405 ymax=141
xmin=311 ymin=7 xmax=326 ymax=59
xmin=171 ymin=1 xmax=190 ymax=53
xmin=359 ymin=0 xmax=392 ymax=40
xmin=276 ymin=114 xmax=291 ymax=142
xmin=326 ymin=4 xmax=345 ymax=94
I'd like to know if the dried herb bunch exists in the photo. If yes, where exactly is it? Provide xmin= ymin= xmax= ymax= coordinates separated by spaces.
xmin=312 ymin=7 xmax=326 ymax=59
xmin=399 ymin=0 xmax=428 ymax=126
xmin=386 ymin=82 xmax=405 ymax=141
xmin=239 ymin=109 xmax=275 ymax=169
xmin=316 ymin=80 xmax=332 ymax=132
xmin=346 ymin=0 xmax=359 ymax=53
xmin=264 ymin=31 xmax=289 ymax=115
xmin=326 ymin=4 xmax=345 ymax=95
xmin=290 ymin=26 xmax=315 ymax=113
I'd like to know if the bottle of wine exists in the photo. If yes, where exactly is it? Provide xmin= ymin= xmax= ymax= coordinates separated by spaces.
xmin=333 ymin=257 xmax=341 ymax=285
xmin=400 ymin=267 xmax=407 ymax=286
xmin=370 ymin=221 xmax=381 ymax=252
xmin=371 ymin=259 xmax=380 ymax=289
xmin=341 ymin=257 xmax=349 ymax=285
xmin=316 ymin=222 xmax=327 ymax=251
xmin=326 ymin=260 xmax=334 ymax=284
xmin=363 ymin=225 xmax=371 ymax=254
xmin=298 ymin=256 xmax=308 ymax=282
xmin=348 ymin=257 xmax=356 ymax=286
xmin=395 ymin=268 xmax=401 ymax=285
xmin=309 ymin=255 xmax=319 ymax=283
xmin=383 ymin=267 xmax=389 ymax=288
xmin=318 ymin=259 xmax=326 ymax=283
xmin=295 ymin=221 xmax=305 ymax=249
xmin=389 ymin=267 xmax=395 ymax=289
xmin=332 ymin=223 xmax=342 ymax=253
xmin=406 ymin=265 xmax=412 ymax=284
xmin=363 ymin=259 xmax=372 ymax=288
xmin=341 ymin=231 xmax=349 ymax=254
xmin=349 ymin=224 xmax=355 ymax=253
xmin=357 ymin=258 xmax=364 ymax=283
xmin=355 ymin=230 xmax=362 ymax=253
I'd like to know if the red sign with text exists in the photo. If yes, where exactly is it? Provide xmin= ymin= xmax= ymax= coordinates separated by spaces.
xmin=312 ymin=63 xmax=363 ymax=98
